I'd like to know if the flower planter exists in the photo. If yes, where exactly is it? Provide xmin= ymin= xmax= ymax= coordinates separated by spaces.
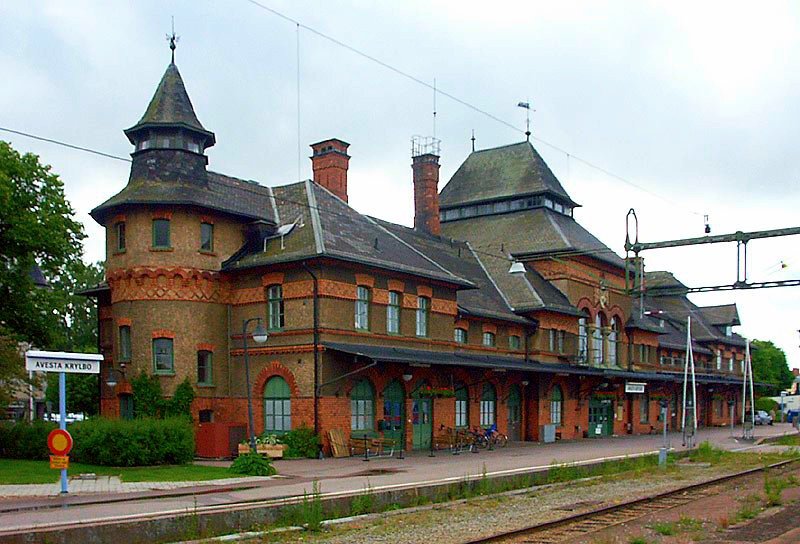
xmin=238 ymin=443 xmax=286 ymax=458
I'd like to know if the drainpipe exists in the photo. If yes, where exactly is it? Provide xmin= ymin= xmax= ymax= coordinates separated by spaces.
xmin=301 ymin=262 xmax=320 ymax=436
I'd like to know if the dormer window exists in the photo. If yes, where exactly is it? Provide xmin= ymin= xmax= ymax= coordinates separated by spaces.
xmin=725 ymin=325 xmax=732 ymax=336
xmin=138 ymin=139 xmax=152 ymax=151
xmin=188 ymin=141 xmax=200 ymax=153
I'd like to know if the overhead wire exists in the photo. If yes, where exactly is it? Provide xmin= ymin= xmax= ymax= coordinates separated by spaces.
xmin=241 ymin=0 xmax=705 ymax=217
xmin=0 ymin=125 xmax=627 ymax=269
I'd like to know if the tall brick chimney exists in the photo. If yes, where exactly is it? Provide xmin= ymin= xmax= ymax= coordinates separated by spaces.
xmin=310 ymin=138 xmax=350 ymax=202
xmin=412 ymin=152 xmax=441 ymax=236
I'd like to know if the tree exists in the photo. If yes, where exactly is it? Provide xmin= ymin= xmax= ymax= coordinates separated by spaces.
xmin=0 ymin=140 xmax=102 ymax=412
xmin=0 ymin=140 xmax=86 ymax=349
xmin=751 ymin=340 xmax=794 ymax=395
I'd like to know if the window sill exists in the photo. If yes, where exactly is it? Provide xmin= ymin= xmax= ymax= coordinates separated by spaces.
xmin=154 ymin=371 xmax=176 ymax=376
xmin=197 ymin=383 xmax=215 ymax=388
xmin=113 ymin=249 xmax=127 ymax=255
xmin=199 ymin=250 xmax=217 ymax=256
xmin=150 ymin=247 xmax=174 ymax=252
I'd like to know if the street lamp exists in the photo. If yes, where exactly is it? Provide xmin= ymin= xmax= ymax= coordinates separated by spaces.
xmin=508 ymin=261 xmax=526 ymax=275
xmin=243 ymin=318 xmax=268 ymax=453
xmin=105 ymin=366 xmax=126 ymax=388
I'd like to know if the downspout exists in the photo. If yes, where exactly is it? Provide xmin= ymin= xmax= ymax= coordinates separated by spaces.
xmin=301 ymin=262 xmax=320 ymax=436
xmin=96 ymin=296 xmax=102 ymax=416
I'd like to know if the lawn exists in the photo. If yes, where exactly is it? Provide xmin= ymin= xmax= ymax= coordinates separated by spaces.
xmin=0 ymin=459 xmax=236 ymax=485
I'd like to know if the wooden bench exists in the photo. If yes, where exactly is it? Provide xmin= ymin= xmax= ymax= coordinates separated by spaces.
xmin=349 ymin=436 xmax=397 ymax=458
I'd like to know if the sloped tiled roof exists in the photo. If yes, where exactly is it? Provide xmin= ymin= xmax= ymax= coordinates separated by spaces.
xmin=697 ymin=304 xmax=741 ymax=326
xmin=91 ymin=171 xmax=277 ymax=223
xmin=124 ymin=63 xmax=214 ymax=144
xmin=439 ymin=142 xmax=577 ymax=208
xmin=224 ymin=182 xmax=474 ymax=288
xmin=441 ymin=207 xmax=625 ymax=269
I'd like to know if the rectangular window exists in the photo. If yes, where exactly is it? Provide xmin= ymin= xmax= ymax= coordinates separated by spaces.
xmin=115 ymin=222 xmax=126 ymax=251
xmin=548 ymin=329 xmax=556 ymax=352
xmin=455 ymin=399 xmax=468 ymax=428
xmin=550 ymin=399 xmax=562 ymax=426
xmin=265 ymin=399 xmax=291 ymax=433
xmin=350 ymin=399 xmax=374 ymax=431
xmin=386 ymin=291 xmax=400 ymax=334
xmin=152 ymin=219 xmax=171 ymax=248
xmin=416 ymin=296 xmax=429 ymax=337
xmin=482 ymin=331 xmax=496 ymax=347
xmin=728 ymin=357 xmax=734 ymax=372
xmin=200 ymin=222 xmax=214 ymax=252
xmin=480 ymin=400 xmax=495 ymax=426
xmin=557 ymin=330 xmax=565 ymax=353
xmin=639 ymin=393 xmax=649 ymax=424
xmin=197 ymin=350 xmax=212 ymax=385
xmin=509 ymin=335 xmax=521 ymax=350
xmin=152 ymin=337 xmax=174 ymax=374
xmin=118 ymin=325 xmax=131 ymax=362
xmin=716 ymin=351 xmax=722 ymax=370
xmin=454 ymin=328 xmax=468 ymax=344
xmin=267 ymin=285 xmax=285 ymax=330
xmin=355 ymin=286 xmax=370 ymax=330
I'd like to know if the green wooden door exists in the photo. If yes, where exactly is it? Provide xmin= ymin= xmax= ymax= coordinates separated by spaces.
xmin=507 ymin=385 xmax=521 ymax=441
xmin=382 ymin=380 xmax=405 ymax=444
xmin=411 ymin=385 xmax=432 ymax=450
xmin=589 ymin=397 xmax=613 ymax=437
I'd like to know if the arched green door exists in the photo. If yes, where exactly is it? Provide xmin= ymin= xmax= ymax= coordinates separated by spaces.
xmin=382 ymin=380 xmax=405 ymax=445
xmin=263 ymin=376 xmax=291 ymax=434
xmin=411 ymin=382 xmax=432 ymax=450
xmin=507 ymin=385 xmax=521 ymax=441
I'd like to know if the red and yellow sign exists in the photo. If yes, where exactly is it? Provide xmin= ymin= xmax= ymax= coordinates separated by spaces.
xmin=47 ymin=429 xmax=73 ymax=456
xmin=49 ymin=455 xmax=69 ymax=470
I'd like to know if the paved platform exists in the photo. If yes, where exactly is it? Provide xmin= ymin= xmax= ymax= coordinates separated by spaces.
xmin=0 ymin=424 xmax=794 ymax=536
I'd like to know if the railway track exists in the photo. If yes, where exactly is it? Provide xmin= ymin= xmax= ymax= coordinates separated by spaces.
xmin=463 ymin=459 xmax=797 ymax=544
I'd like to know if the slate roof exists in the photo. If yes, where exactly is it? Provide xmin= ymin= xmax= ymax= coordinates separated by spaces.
xmin=223 ymin=181 xmax=474 ymax=288
xmin=439 ymin=142 xmax=578 ymax=208
xmin=698 ymin=304 xmax=741 ymax=326
xmin=374 ymin=220 xmax=574 ymax=322
xmin=645 ymin=271 xmax=687 ymax=293
xmin=91 ymin=171 xmax=278 ymax=224
xmin=441 ymin=207 xmax=625 ymax=269
xmin=124 ymin=63 xmax=215 ymax=145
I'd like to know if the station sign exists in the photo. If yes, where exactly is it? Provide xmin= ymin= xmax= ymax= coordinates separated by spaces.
xmin=625 ymin=382 xmax=646 ymax=394
xmin=25 ymin=350 xmax=102 ymax=374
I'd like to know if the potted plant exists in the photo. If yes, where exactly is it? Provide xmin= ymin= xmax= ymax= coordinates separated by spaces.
xmin=238 ymin=434 xmax=287 ymax=458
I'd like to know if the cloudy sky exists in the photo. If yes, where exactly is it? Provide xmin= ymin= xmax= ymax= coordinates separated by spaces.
xmin=2 ymin=1 xmax=798 ymax=366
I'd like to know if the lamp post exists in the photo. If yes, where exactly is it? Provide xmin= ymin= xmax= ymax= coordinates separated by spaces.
xmin=659 ymin=399 xmax=669 ymax=467
xmin=398 ymin=372 xmax=413 ymax=460
xmin=243 ymin=318 xmax=269 ymax=454
xmin=728 ymin=399 xmax=735 ymax=437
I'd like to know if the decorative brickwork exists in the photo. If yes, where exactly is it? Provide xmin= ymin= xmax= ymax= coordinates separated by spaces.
xmin=252 ymin=361 xmax=300 ymax=399
xmin=416 ymin=285 xmax=433 ymax=298
xmin=354 ymin=274 xmax=375 ymax=288
xmin=152 ymin=329 xmax=175 ymax=338
xmin=116 ymin=317 xmax=132 ymax=326
xmin=261 ymin=272 xmax=285 ymax=286
xmin=107 ymin=267 xmax=225 ymax=303
xmin=197 ymin=342 xmax=215 ymax=352
xmin=387 ymin=279 xmax=405 ymax=293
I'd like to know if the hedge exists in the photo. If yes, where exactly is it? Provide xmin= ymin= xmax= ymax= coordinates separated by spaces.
xmin=70 ymin=417 xmax=195 ymax=466
xmin=0 ymin=420 xmax=56 ymax=460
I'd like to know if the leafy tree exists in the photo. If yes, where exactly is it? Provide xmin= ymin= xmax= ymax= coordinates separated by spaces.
xmin=0 ymin=140 xmax=86 ymax=349
xmin=45 ymin=373 xmax=99 ymax=416
xmin=751 ymin=340 xmax=794 ymax=395
xmin=0 ymin=141 xmax=103 ymax=412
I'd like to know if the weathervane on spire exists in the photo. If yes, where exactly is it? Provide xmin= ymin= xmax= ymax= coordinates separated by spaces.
xmin=517 ymin=101 xmax=534 ymax=141
xmin=166 ymin=16 xmax=180 ymax=64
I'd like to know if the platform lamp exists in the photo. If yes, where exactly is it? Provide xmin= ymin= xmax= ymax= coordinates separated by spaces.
xmin=243 ymin=318 xmax=269 ymax=453
xmin=508 ymin=261 xmax=526 ymax=275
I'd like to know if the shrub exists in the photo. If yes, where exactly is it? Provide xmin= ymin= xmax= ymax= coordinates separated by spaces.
xmin=282 ymin=425 xmax=320 ymax=459
xmin=0 ymin=420 xmax=56 ymax=459
xmin=229 ymin=453 xmax=275 ymax=476
xmin=131 ymin=372 xmax=164 ymax=418
xmin=165 ymin=378 xmax=195 ymax=418
xmin=70 ymin=417 xmax=194 ymax=466
xmin=649 ymin=521 xmax=676 ymax=536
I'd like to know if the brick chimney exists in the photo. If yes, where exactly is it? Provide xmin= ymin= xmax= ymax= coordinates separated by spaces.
xmin=310 ymin=138 xmax=350 ymax=202
xmin=412 ymin=153 xmax=441 ymax=236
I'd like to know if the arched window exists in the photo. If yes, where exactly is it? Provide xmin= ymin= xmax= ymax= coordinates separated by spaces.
xmin=608 ymin=316 xmax=621 ymax=366
xmin=482 ymin=331 xmax=496 ymax=347
xmin=263 ymin=376 xmax=291 ymax=434
xmin=454 ymin=327 xmax=468 ymax=344
xmin=455 ymin=384 xmax=469 ymax=428
xmin=578 ymin=309 xmax=590 ymax=363
xmin=550 ymin=385 xmax=563 ymax=426
xmin=480 ymin=383 xmax=496 ymax=427
xmin=593 ymin=312 xmax=605 ymax=365
xmin=350 ymin=379 xmax=375 ymax=431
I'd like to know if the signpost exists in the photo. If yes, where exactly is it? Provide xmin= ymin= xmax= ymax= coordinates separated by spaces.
xmin=25 ymin=350 xmax=102 ymax=494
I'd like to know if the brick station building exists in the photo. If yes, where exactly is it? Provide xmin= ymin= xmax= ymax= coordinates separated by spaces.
xmin=85 ymin=59 xmax=749 ymax=453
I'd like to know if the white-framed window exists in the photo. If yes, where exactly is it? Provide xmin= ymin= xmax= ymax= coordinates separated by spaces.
xmin=416 ymin=296 xmax=429 ymax=337
xmin=455 ymin=386 xmax=469 ymax=428
xmin=578 ymin=312 xmax=589 ymax=362
xmin=386 ymin=291 xmax=401 ymax=334
xmin=716 ymin=350 xmax=722 ymax=370
xmin=550 ymin=386 xmax=563 ymax=426
xmin=728 ymin=357 xmax=734 ymax=372
xmin=267 ymin=285 xmax=284 ymax=330
xmin=480 ymin=383 xmax=496 ymax=427
xmin=482 ymin=331 xmax=496 ymax=347
xmin=355 ymin=286 xmax=370 ymax=330
xmin=454 ymin=327 xmax=468 ymax=344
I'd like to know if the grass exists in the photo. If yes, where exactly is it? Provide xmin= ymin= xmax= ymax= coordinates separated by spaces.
xmin=773 ymin=434 xmax=800 ymax=446
xmin=649 ymin=521 xmax=677 ymax=536
xmin=0 ymin=458 xmax=236 ymax=484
